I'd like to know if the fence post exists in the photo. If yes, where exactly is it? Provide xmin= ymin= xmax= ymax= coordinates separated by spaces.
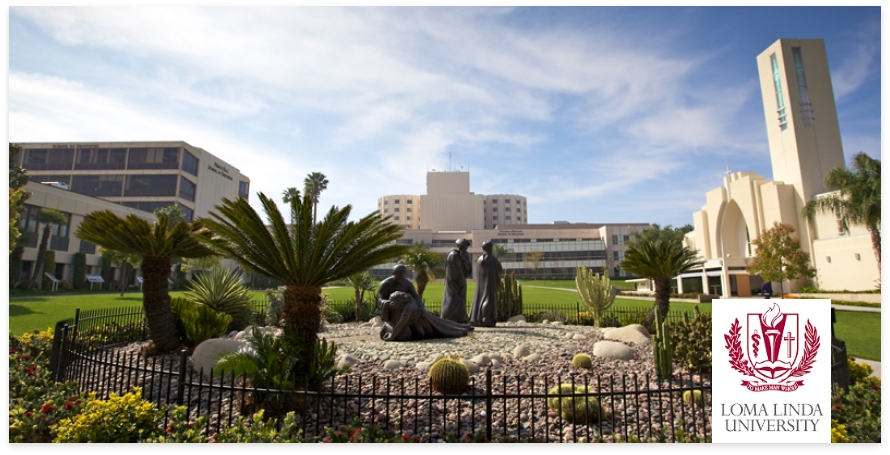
xmin=56 ymin=325 xmax=71 ymax=382
xmin=576 ymin=301 xmax=580 ymax=324
xmin=49 ymin=320 xmax=67 ymax=380
xmin=175 ymin=349 xmax=189 ymax=405
xmin=485 ymin=367 xmax=493 ymax=442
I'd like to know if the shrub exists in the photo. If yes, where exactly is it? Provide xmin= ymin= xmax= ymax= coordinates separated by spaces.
xmin=214 ymin=410 xmax=305 ymax=443
xmin=100 ymin=255 xmax=112 ymax=289
xmin=58 ymin=279 xmax=74 ymax=291
xmin=53 ymin=388 xmax=164 ymax=442
xmin=847 ymin=357 xmax=873 ymax=385
xmin=10 ymin=243 xmax=24 ymax=286
xmin=185 ymin=267 xmax=253 ymax=330
xmin=671 ymin=306 xmax=711 ymax=373
xmin=575 ymin=311 xmax=595 ymax=326
xmin=831 ymin=376 xmax=881 ymax=443
xmin=429 ymin=357 xmax=470 ymax=394
xmin=831 ymin=420 xmax=850 ymax=443
xmin=42 ymin=250 xmax=56 ymax=290
xmin=72 ymin=252 xmax=87 ymax=289
xmin=140 ymin=406 xmax=209 ymax=443
xmin=547 ymin=384 xmax=601 ymax=423
xmin=171 ymin=298 xmax=232 ymax=348
xmin=572 ymin=353 xmax=592 ymax=369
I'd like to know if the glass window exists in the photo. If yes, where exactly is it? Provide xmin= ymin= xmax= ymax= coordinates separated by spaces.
xmin=493 ymin=207 xmax=498 ymax=212
xmin=506 ymin=216 xmax=511 ymax=220
xmin=23 ymin=149 xmax=75 ymax=171
xmin=50 ymin=212 xmax=70 ymax=238
xmin=612 ymin=235 xmax=619 ymax=244
xmin=407 ymin=199 xmax=412 ymax=204
xmin=179 ymin=176 xmax=197 ymax=202
xmin=127 ymin=148 xmax=180 ymax=169
xmin=29 ymin=175 xmax=72 ymax=186
xmin=492 ymin=199 xmax=498 ymax=203
xmin=493 ymin=216 xmax=498 ymax=221
xmin=121 ymin=200 xmax=178 ymax=213
xmin=770 ymin=53 xmax=788 ymax=131
xmin=623 ymin=235 xmax=630 ymax=241
xmin=75 ymin=149 xmax=126 ymax=170
xmin=71 ymin=175 xmax=124 ymax=197
xmin=238 ymin=181 xmax=249 ymax=199
xmin=613 ymin=251 xmax=620 ymax=260
xmin=407 ymin=207 xmax=412 ymax=212
xmin=407 ymin=216 xmax=411 ymax=220
xmin=506 ymin=207 xmax=511 ymax=212
xmin=394 ymin=216 xmax=400 ymax=221
xmin=181 ymin=150 xmax=199 ymax=176
xmin=124 ymin=174 xmax=178 ymax=197
xmin=178 ymin=204 xmax=194 ymax=222
xmin=792 ymin=47 xmax=814 ymax=127
xmin=19 ymin=205 xmax=41 ymax=233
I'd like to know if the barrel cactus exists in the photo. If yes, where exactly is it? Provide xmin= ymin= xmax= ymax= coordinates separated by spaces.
xmin=682 ymin=390 xmax=704 ymax=407
xmin=572 ymin=353 xmax=593 ymax=369
xmin=429 ymin=357 xmax=470 ymax=395
xmin=547 ymin=384 xmax=601 ymax=423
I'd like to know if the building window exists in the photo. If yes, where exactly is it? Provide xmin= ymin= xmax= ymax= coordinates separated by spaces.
xmin=407 ymin=207 xmax=412 ymax=212
xmin=75 ymin=148 xmax=126 ymax=170
xmin=407 ymin=216 xmax=411 ymax=221
xmin=492 ymin=199 xmax=498 ymax=203
xmin=493 ymin=216 xmax=498 ymax=221
xmin=395 ymin=199 xmax=400 ymax=204
xmin=612 ymin=235 xmax=619 ymax=244
xmin=623 ymin=235 xmax=630 ymax=242
xmin=124 ymin=174 xmax=178 ymax=197
xmin=394 ymin=216 xmax=400 ymax=221
xmin=23 ymin=149 xmax=75 ymax=171
xmin=121 ymin=200 xmax=177 ymax=213
xmin=127 ymin=148 xmax=180 ymax=169
xmin=770 ymin=53 xmax=788 ymax=131
xmin=178 ymin=176 xmax=197 ymax=202
xmin=493 ymin=207 xmax=498 ymax=212
xmin=20 ymin=205 xmax=41 ymax=234
xmin=613 ymin=251 xmax=620 ymax=260
xmin=395 ymin=208 xmax=400 ymax=212
xmin=79 ymin=240 xmax=97 ymax=255
xmin=182 ymin=150 xmax=199 ymax=176
xmin=384 ymin=209 xmax=388 ymax=213
xmin=517 ymin=208 xmax=521 ymax=213
xmin=384 ymin=200 xmax=388 ymax=205
xmin=506 ymin=216 xmax=511 ymax=220
xmin=505 ymin=199 xmax=511 ymax=204
xmin=238 ymin=181 xmax=249 ymax=199
xmin=178 ymin=204 xmax=194 ymax=222
xmin=407 ymin=199 xmax=412 ymax=204
xmin=71 ymin=175 xmax=124 ymax=197
xmin=791 ymin=47 xmax=814 ymax=127
xmin=506 ymin=207 xmax=511 ymax=212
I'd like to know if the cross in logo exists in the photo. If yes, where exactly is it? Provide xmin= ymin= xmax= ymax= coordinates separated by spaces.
xmin=784 ymin=331 xmax=795 ymax=357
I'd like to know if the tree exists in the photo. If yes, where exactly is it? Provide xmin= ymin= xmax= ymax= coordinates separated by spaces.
xmin=747 ymin=222 xmax=816 ymax=297
xmin=522 ymin=250 xmax=545 ymax=280
xmin=77 ymin=212 xmax=217 ymax=352
xmin=491 ymin=243 xmax=512 ymax=258
xmin=9 ymin=188 xmax=24 ymax=253
xmin=25 ymin=209 xmax=68 ymax=290
xmin=629 ymin=224 xmax=692 ymax=246
xmin=803 ymin=152 xmax=880 ymax=276
xmin=303 ymin=172 xmax=329 ymax=224
xmin=344 ymin=271 xmax=377 ymax=321
xmin=199 ymin=192 xmax=408 ymax=376
xmin=9 ymin=144 xmax=30 ymax=253
xmin=621 ymin=237 xmax=702 ymax=326
xmin=99 ymin=248 xmax=141 ymax=297
xmin=180 ymin=256 xmax=222 ymax=273
xmin=153 ymin=205 xmax=187 ymax=226
xmin=281 ymin=187 xmax=301 ymax=205
xmin=400 ymin=243 xmax=445 ymax=300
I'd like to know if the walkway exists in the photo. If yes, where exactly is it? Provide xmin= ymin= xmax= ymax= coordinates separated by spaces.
xmin=857 ymin=359 xmax=882 ymax=379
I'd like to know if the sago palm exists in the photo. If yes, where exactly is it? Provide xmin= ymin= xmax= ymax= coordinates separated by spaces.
xmin=620 ymin=237 xmax=702 ymax=326
xmin=198 ymin=193 xmax=408 ymax=374
xmin=400 ymin=243 xmax=445 ymax=300
xmin=76 ymin=212 xmax=217 ymax=352
xmin=26 ymin=208 xmax=68 ymax=289
xmin=803 ymin=152 xmax=881 ymax=274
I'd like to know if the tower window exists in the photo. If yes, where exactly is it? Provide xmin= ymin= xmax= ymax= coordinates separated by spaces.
xmin=792 ymin=47 xmax=814 ymax=127
xmin=770 ymin=53 xmax=788 ymax=131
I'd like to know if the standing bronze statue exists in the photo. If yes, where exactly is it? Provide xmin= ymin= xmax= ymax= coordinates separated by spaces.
xmin=469 ymin=240 xmax=504 ymax=327
xmin=440 ymin=238 xmax=472 ymax=324
xmin=378 ymin=265 xmax=472 ymax=341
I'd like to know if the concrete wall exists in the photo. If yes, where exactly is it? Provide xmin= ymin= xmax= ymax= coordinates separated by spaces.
xmin=378 ymin=195 xmax=421 ymax=230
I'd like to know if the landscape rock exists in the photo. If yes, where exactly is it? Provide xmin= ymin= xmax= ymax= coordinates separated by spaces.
xmin=416 ymin=361 xmax=432 ymax=373
xmin=383 ymin=360 xmax=403 ymax=371
xmin=625 ymin=324 xmax=650 ymax=337
xmin=192 ymin=339 xmax=248 ymax=375
xmin=550 ymin=321 xmax=563 ymax=326
xmin=522 ymin=353 xmax=542 ymax=362
xmin=593 ymin=341 xmax=635 ymax=360
xmin=461 ymin=359 xmax=481 ymax=374
xmin=542 ymin=319 xmax=550 ymax=325
xmin=572 ymin=333 xmax=587 ymax=340
xmin=471 ymin=354 xmax=491 ymax=366
xmin=370 ymin=316 xmax=384 ymax=328
xmin=233 ymin=325 xmax=282 ymax=342
xmin=490 ymin=359 xmax=502 ymax=368
xmin=603 ymin=326 xmax=651 ymax=345
xmin=337 ymin=353 xmax=362 ymax=370
xmin=513 ymin=344 xmax=531 ymax=358
xmin=506 ymin=315 xmax=527 ymax=323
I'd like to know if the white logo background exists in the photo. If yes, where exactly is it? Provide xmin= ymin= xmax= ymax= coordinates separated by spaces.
xmin=711 ymin=299 xmax=831 ymax=443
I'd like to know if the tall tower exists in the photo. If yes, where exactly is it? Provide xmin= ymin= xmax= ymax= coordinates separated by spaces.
xmin=756 ymin=39 xmax=846 ymax=203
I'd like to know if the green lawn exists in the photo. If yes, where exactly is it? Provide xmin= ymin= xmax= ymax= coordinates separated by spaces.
xmin=517 ymin=279 xmax=636 ymax=290
xmin=833 ymin=310 xmax=881 ymax=361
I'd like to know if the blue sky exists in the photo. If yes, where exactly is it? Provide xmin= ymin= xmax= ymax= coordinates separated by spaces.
xmin=7 ymin=6 xmax=881 ymax=227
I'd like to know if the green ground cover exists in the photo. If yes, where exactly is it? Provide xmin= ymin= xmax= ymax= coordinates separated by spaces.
xmin=832 ymin=310 xmax=881 ymax=361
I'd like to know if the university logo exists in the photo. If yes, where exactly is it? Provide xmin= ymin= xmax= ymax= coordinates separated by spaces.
xmin=723 ymin=302 xmax=820 ymax=392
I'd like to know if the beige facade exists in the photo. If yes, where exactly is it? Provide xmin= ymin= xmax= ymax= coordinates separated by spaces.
xmin=484 ymin=194 xmax=528 ymax=229
xmin=15 ymin=181 xmax=157 ymax=284
xmin=686 ymin=39 xmax=879 ymax=295
xmin=16 ymin=141 xmax=250 ymax=222
xmin=378 ymin=195 xmax=421 ymax=230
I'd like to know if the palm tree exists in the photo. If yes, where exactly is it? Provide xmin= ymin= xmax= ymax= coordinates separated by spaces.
xmin=198 ymin=192 xmax=408 ymax=374
xmin=620 ymin=237 xmax=702 ymax=326
xmin=26 ymin=209 xmax=68 ymax=289
xmin=303 ymin=172 xmax=329 ymax=224
xmin=344 ymin=271 xmax=377 ymax=321
xmin=76 ymin=212 xmax=217 ymax=352
xmin=491 ymin=243 xmax=512 ymax=258
xmin=282 ymin=187 xmax=301 ymax=205
xmin=401 ymin=243 xmax=445 ymax=300
xmin=803 ymin=152 xmax=881 ymax=274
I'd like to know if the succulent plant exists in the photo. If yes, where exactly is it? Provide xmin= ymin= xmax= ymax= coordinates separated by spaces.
xmin=682 ymin=390 xmax=705 ymax=407
xmin=547 ymin=384 xmax=602 ymax=423
xmin=652 ymin=306 xmax=673 ymax=380
xmin=428 ymin=357 xmax=470 ymax=395
xmin=575 ymin=266 xmax=615 ymax=327
xmin=572 ymin=353 xmax=593 ymax=369
xmin=672 ymin=305 xmax=712 ymax=373
xmin=497 ymin=271 xmax=523 ymax=322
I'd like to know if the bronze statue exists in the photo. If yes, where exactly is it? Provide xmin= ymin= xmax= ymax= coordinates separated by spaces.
xmin=469 ymin=240 xmax=503 ymax=327
xmin=440 ymin=238 xmax=472 ymax=323
xmin=378 ymin=265 xmax=472 ymax=341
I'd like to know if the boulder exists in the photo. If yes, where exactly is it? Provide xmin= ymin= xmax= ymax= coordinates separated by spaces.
xmin=416 ymin=362 xmax=432 ymax=373
xmin=383 ymin=360 xmax=403 ymax=371
xmin=593 ymin=341 xmax=635 ymax=360
xmin=506 ymin=315 xmax=527 ymax=323
xmin=522 ymin=352 xmax=542 ymax=362
xmin=602 ymin=326 xmax=651 ymax=345
xmin=371 ymin=316 xmax=384 ymax=328
xmin=542 ymin=319 xmax=551 ymax=325
xmin=192 ymin=339 xmax=249 ymax=376
xmin=490 ymin=359 xmax=502 ymax=369
xmin=487 ymin=352 xmax=504 ymax=362
xmin=233 ymin=325 xmax=282 ymax=342
xmin=513 ymin=344 xmax=531 ymax=358
xmin=337 ymin=353 xmax=362 ymax=370
xmin=461 ymin=359 xmax=481 ymax=374
xmin=550 ymin=321 xmax=564 ymax=326
xmin=625 ymin=324 xmax=650 ymax=337
xmin=471 ymin=354 xmax=491 ymax=366
xmin=572 ymin=333 xmax=587 ymax=340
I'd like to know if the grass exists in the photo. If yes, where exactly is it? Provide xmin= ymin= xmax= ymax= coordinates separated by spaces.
xmin=833 ymin=310 xmax=881 ymax=361
xmin=518 ymin=279 xmax=636 ymax=290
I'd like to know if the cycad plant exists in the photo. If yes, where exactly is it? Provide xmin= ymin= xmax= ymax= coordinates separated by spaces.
xmin=76 ymin=212 xmax=217 ymax=352
xmin=199 ymin=193 xmax=408 ymax=376
xmin=401 ymin=243 xmax=445 ymax=300
xmin=621 ymin=236 xmax=701 ymax=327
xmin=185 ymin=266 xmax=253 ymax=330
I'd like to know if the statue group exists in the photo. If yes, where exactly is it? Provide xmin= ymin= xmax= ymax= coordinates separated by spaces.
xmin=376 ymin=239 xmax=504 ymax=342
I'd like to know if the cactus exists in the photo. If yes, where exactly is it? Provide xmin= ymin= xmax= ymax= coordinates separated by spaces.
xmin=496 ymin=271 xmax=524 ymax=322
xmin=682 ymin=390 xmax=704 ymax=407
xmin=547 ymin=384 xmax=602 ymax=423
xmin=575 ymin=266 xmax=615 ymax=327
xmin=652 ymin=306 xmax=673 ymax=380
xmin=673 ymin=305 xmax=712 ymax=373
xmin=428 ymin=357 xmax=470 ymax=394
xmin=572 ymin=353 xmax=593 ymax=369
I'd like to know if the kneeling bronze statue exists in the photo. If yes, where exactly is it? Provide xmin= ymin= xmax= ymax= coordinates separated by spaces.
xmin=378 ymin=265 xmax=473 ymax=341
